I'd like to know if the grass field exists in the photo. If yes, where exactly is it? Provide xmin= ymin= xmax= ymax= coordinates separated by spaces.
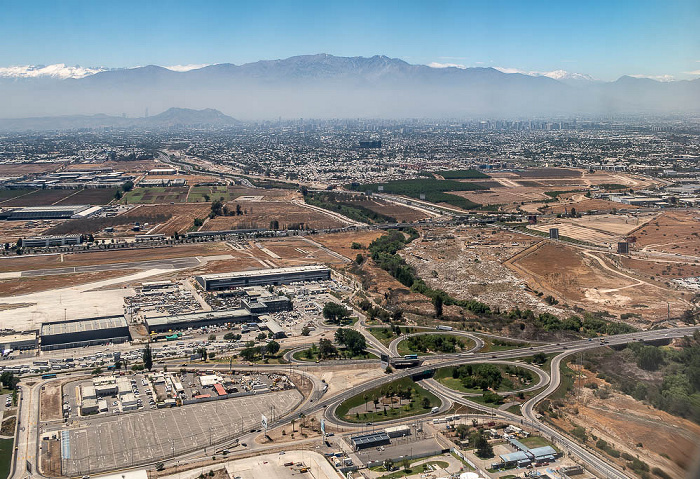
xmin=292 ymin=348 xmax=377 ymax=362
xmin=122 ymin=186 xmax=190 ymax=204
xmin=0 ymin=438 xmax=13 ymax=479
xmin=438 ymin=169 xmax=490 ymax=179
xmin=396 ymin=334 xmax=475 ymax=356
xmin=478 ymin=338 xmax=529 ymax=353
xmin=434 ymin=365 xmax=535 ymax=394
xmin=336 ymin=376 xmax=440 ymax=423
xmin=368 ymin=327 xmax=413 ymax=347
xmin=519 ymin=436 xmax=554 ymax=449
xmin=349 ymin=178 xmax=487 ymax=210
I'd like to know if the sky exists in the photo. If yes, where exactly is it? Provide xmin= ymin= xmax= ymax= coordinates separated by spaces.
xmin=1 ymin=0 xmax=699 ymax=81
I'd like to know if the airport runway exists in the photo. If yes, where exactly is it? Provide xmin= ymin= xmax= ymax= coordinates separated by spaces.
xmin=20 ymin=257 xmax=202 ymax=277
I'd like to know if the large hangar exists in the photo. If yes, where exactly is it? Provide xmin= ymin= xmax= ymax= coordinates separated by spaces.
xmin=145 ymin=309 xmax=254 ymax=333
xmin=40 ymin=315 xmax=130 ymax=350
xmin=195 ymin=265 xmax=331 ymax=291
xmin=0 ymin=205 xmax=102 ymax=220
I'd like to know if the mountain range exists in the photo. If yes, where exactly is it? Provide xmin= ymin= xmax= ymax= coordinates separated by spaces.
xmin=0 ymin=108 xmax=239 ymax=131
xmin=0 ymin=54 xmax=698 ymax=124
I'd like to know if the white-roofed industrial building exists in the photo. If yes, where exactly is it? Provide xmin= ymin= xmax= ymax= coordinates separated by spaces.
xmin=195 ymin=265 xmax=331 ymax=291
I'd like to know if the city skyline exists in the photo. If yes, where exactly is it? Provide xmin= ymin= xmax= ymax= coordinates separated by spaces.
xmin=1 ymin=0 xmax=698 ymax=81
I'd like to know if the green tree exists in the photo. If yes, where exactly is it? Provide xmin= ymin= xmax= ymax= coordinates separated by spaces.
xmin=637 ymin=345 xmax=664 ymax=371
xmin=334 ymin=328 xmax=366 ymax=355
xmin=471 ymin=431 xmax=494 ymax=458
xmin=318 ymin=338 xmax=337 ymax=358
xmin=266 ymin=340 xmax=280 ymax=356
xmin=323 ymin=302 xmax=350 ymax=324
xmin=456 ymin=424 xmax=470 ymax=440
xmin=532 ymin=352 xmax=547 ymax=364
xmin=143 ymin=343 xmax=153 ymax=371
xmin=301 ymin=326 xmax=311 ymax=336
xmin=433 ymin=295 xmax=443 ymax=318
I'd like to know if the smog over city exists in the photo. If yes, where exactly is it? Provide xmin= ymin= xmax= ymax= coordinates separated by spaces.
xmin=0 ymin=2 xmax=698 ymax=479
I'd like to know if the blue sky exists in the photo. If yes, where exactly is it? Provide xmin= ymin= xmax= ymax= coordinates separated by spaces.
xmin=1 ymin=0 xmax=698 ymax=80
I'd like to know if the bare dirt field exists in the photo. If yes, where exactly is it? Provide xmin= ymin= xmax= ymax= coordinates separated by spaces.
xmin=0 ymin=242 xmax=230 ymax=272
xmin=553 ymin=365 xmax=699 ymax=479
xmin=315 ymin=230 xmax=385 ymax=258
xmin=632 ymin=211 xmax=700 ymax=256
xmin=88 ymin=159 xmax=161 ymax=172
xmin=529 ymin=213 xmax=658 ymax=246
xmin=0 ymin=163 xmax=62 ymax=175
xmin=620 ymin=256 xmax=700 ymax=279
xmin=481 ymin=171 xmax=662 ymax=213
xmin=350 ymin=198 xmax=430 ymax=222
xmin=508 ymin=242 xmax=692 ymax=322
xmin=457 ymin=187 xmax=552 ymax=207
xmin=201 ymin=201 xmax=346 ymax=231
xmin=0 ymin=269 xmax=139 ymax=297
xmin=1 ymin=189 xmax=83 ymax=207
xmin=0 ymin=220 xmax=58 ymax=243
xmin=402 ymin=227 xmax=561 ymax=316
xmin=53 ymin=188 xmax=119 ymax=205
xmin=40 ymin=378 xmax=71 ymax=421
xmin=540 ymin=198 xmax=640 ymax=215
xmin=120 ymin=203 xmax=212 ymax=236
xmin=260 ymin=237 xmax=347 ymax=266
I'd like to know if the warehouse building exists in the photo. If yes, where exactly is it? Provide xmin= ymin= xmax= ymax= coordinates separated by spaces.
xmin=40 ymin=315 xmax=130 ymax=350
xmin=0 ymin=332 xmax=38 ymax=351
xmin=350 ymin=432 xmax=391 ymax=450
xmin=195 ymin=265 xmax=331 ymax=291
xmin=22 ymin=234 xmax=82 ymax=247
xmin=242 ymin=296 xmax=292 ymax=314
xmin=81 ymin=398 xmax=99 ymax=415
xmin=262 ymin=318 xmax=286 ymax=339
xmin=145 ymin=309 xmax=254 ymax=333
xmin=0 ymin=205 xmax=102 ymax=220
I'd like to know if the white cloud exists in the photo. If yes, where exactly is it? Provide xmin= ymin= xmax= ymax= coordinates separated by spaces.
xmin=0 ymin=64 xmax=106 ymax=79
xmin=683 ymin=70 xmax=700 ymax=76
xmin=163 ymin=64 xmax=210 ymax=72
xmin=629 ymin=74 xmax=675 ymax=82
xmin=427 ymin=62 xmax=466 ymax=69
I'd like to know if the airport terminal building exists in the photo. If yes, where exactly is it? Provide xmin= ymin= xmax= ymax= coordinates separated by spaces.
xmin=195 ymin=265 xmax=331 ymax=291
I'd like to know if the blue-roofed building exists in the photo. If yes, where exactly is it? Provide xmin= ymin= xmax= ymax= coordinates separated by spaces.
xmin=507 ymin=437 xmax=529 ymax=451
xmin=499 ymin=450 xmax=530 ymax=467
xmin=529 ymin=446 xmax=557 ymax=463
xmin=350 ymin=432 xmax=390 ymax=450
xmin=499 ymin=442 xmax=559 ymax=468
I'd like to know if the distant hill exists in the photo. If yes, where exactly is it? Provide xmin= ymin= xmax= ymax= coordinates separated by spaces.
xmin=0 ymin=108 xmax=239 ymax=131
xmin=0 ymin=54 xmax=698 ymax=121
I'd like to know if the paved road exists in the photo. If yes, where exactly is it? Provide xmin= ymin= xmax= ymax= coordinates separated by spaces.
xmin=14 ymin=326 xmax=700 ymax=478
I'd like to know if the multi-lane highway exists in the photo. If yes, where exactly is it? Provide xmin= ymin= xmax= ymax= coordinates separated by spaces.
xmin=12 ymin=325 xmax=700 ymax=479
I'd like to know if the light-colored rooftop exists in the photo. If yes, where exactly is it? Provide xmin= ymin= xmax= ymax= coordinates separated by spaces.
xmin=197 ymin=265 xmax=329 ymax=281
xmin=146 ymin=309 xmax=251 ymax=327
xmin=41 ymin=315 xmax=128 ymax=337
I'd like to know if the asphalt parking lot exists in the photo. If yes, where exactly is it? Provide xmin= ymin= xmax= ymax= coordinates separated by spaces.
xmin=59 ymin=388 xmax=302 ymax=476
xmin=353 ymin=437 xmax=445 ymax=466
